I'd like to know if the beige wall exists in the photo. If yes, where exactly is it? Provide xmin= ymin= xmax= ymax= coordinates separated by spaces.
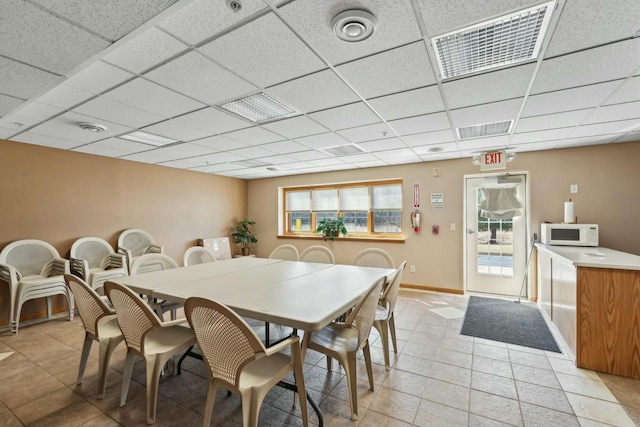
xmin=0 ymin=139 xmax=248 ymax=321
xmin=247 ymin=141 xmax=640 ymax=292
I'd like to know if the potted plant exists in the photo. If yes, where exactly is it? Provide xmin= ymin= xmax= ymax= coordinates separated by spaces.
xmin=316 ymin=217 xmax=348 ymax=241
xmin=231 ymin=218 xmax=258 ymax=256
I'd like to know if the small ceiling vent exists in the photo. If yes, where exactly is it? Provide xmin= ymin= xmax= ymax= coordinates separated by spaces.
xmin=232 ymin=159 xmax=272 ymax=168
xmin=220 ymin=92 xmax=298 ymax=123
xmin=77 ymin=122 xmax=107 ymax=132
xmin=321 ymin=143 xmax=366 ymax=157
xmin=457 ymin=120 xmax=513 ymax=140
xmin=331 ymin=10 xmax=377 ymax=42
xmin=118 ymin=131 xmax=178 ymax=146
xmin=432 ymin=1 xmax=555 ymax=79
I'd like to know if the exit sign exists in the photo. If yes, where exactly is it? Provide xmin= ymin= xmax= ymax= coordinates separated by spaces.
xmin=480 ymin=150 xmax=506 ymax=170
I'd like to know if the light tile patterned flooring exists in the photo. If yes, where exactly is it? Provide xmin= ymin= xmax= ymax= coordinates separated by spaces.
xmin=0 ymin=289 xmax=638 ymax=426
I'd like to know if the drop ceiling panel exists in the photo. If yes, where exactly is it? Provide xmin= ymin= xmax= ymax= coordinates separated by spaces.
xmin=103 ymin=27 xmax=188 ymax=74
xmin=0 ymin=102 xmax=63 ymax=131
xmin=288 ymin=150 xmax=332 ymax=161
xmin=12 ymin=132 xmax=82 ymax=150
xmin=515 ymin=109 xmax=592 ymax=133
xmin=511 ymin=127 xmax=574 ymax=145
xmin=583 ymin=101 xmax=640 ymax=125
xmin=157 ymin=0 xmax=268 ymax=45
xmin=173 ymin=108 xmax=252 ymax=134
xmin=199 ymin=13 xmax=325 ymax=88
xmin=0 ymin=57 xmax=60 ymax=100
xmin=157 ymin=157 xmax=209 ymax=169
xmin=339 ymin=153 xmax=380 ymax=163
xmin=0 ymin=95 xmax=25 ymax=117
xmin=403 ymin=129 xmax=456 ymax=147
xmin=368 ymin=86 xmax=445 ymax=121
xmin=556 ymin=134 xmax=623 ymax=148
xmin=419 ymin=151 xmax=461 ymax=162
xmin=0 ymin=126 xmax=16 ymax=139
xmin=102 ymin=78 xmax=205 ymax=118
xmin=257 ymin=155 xmax=300 ymax=165
xmin=35 ymin=84 xmax=95 ymax=110
xmin=450 ymin=98 xmax=523 ymax=128
xmin=265 ymin=70 xmax=359 ymax=114
xmin=358 ymin=137 xmax=407 ymax=152
xmin=567 ymin=119 xmax=640 ymax=138
xmin=442 ymin=64 xmax=535 ymax=109
xmin=387 ymin=112 xmax=451 ymax=136
xmin=73 ymin=97 xmax=165 ymax=128
xmin=120 ymin=150 xmax=170 ymax=164
xmin=509 ymin=140 xmax=560 ymax=153
xmin=261 ymin=116 xmax=328 ymax=139
xmin=336 ymin=42 xmax=436 ymax=99
xmin=294 ymin=132 xmax=350 ymax=150
xmin=144 ymin=51 xmax=257 ymax=105
xmin=190 ymin=163 xmax=244 ymax=174
xmin=224 ymin=127 xmax=283 ymax=145
xmin=531 ymin=39 xmax=640 ymax=94
xmin=308 ymin=157 xmax=346 ymax=167
xmin=411 ymin=141 xmax=458 ymax=154
xmin=191 ymin=135 xmax=249 ymax=152
xmin=337 ymin=123 xmax=394 ymax=143
xmin=65 ymin=62 xmax=134 ymax=95
xmin=0 ymin=0 xmax=109 ymax=74
xmin=227 ymin=146 xmax=274 ymax=159
xmin=141 ymin=119 xmax=215 ymax=142
xmin=384 ymin=154 xmax=423 ymax=165
xmin=354 ymin=160 xmax=388 ymax=168
xmin=73 ymin=137 xmax=153 ymax=156
xmin=26 ymin=112 xmax=133 ymax=144
xmin=308 ymin=103 xmax=380 ymax=131
xmin=603 ymin=76 xmax=640 ymax=105
xmin=457 ymin=135 xmax=510 ymax=151
xmin=260 ymin=140 xmax=308 ymax=155
xmin=143 ymin=142 xmax=216 ymax=162
xmin=522 ymin=80 xmax=624 ymax=117
xmin=614 ymin=131 xmax=640 ymax=143
xmin=278 ymin=0 xmax=422 ymax=65
xmin=545 ymin=0 xmax=640 ymax=57
xmin=371 ymin=148 xmax=416 ymax=159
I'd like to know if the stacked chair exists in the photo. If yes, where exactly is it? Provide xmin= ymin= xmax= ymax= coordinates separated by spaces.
xmin=70 ymin=237 xmax=128 ymax=293
xmin=183 ymin=246 xmax=217 ymax=266
xmin=117 ymin=229 xmax=164 ymax=271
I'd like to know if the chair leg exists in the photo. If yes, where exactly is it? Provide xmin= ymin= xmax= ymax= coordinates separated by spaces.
xmin=389 ymin=312 xmax=398 ymax=353
xmin=121 ymin=351 xmax=136 ymax=406
xmin=374 ymin=319 xmax=391 ymax=371
xmin=146 ymin=354 xmax=164 ymax=424
xmin=241 ymin=389 xmax=260 ymax=427
xmin=292 ymin=346 xmax=309 ymax=427
xmin=46 ymin=296 xmax=52 ymax=318
xmin=8 ymin=284 xmax=17 ymax=334
xmin=97 ymin=337 xmax=121 ymax=399
xmin=66 ymin=291 xmax=74 ymax=321
xmin=203 ymin=382 xmax=218 ymax=427
xmin=326 ymin=355 xmax=332 ymax=370
xmin=78 ymin=334 xmax=93 ymax=384
xmin=343 ymin=353 xmax=359 ymax=421
xmin=362 ymin=341 xmax=375 ymax=391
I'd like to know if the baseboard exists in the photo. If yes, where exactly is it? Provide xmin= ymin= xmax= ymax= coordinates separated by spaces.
xmin=400 ymin=283 xmax=464 ymax=295
xmin=0 ymin=305 xmax=71 ymax=326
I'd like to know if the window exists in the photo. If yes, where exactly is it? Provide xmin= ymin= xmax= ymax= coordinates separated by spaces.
xmin=283 ymin=180 xmax=403 ymax=239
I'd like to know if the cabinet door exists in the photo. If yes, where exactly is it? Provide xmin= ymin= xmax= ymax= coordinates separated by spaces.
xmin=538 ymin=250 xmax=552 ymax=319
xmin=552 ymin=259 xmax=577 ymax=356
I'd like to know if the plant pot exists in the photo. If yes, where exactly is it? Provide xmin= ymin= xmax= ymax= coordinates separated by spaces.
xmin=241 ymin=247 xmax=250 ymax=256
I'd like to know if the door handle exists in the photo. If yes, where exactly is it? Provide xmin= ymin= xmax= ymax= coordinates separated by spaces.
xmin=467 ymin=229 xmax=476 ymax=234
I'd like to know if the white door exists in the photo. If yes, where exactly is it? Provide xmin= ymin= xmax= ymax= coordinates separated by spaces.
xmin=464 ymin=174 xmax=528 ymax=296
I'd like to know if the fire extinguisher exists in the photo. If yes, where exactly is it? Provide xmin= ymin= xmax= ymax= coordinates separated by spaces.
xmin=410 ymin=210 xmax=421 ymax=232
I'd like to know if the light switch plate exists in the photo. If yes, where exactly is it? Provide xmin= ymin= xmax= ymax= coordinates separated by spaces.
xmin=570 ymin=184 xmax=578 ymax=193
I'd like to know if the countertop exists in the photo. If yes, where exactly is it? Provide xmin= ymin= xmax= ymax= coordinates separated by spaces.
xmin=536 ymin=243 xmax=640 ymax=270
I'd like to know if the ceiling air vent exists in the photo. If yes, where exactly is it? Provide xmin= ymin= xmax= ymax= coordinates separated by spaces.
xmin=321 ymin=143 xmax=366 ymax=157
xmin=77 ymin=122 xmax=107 ymax=132
xmin=432 ymin=1 xmax=555 ymax=79
xmin=232 ymin=159 xmax=273 ymax=168
xmin=220 ymin=92 xmax=299 ymax=123
xmin=118 ymin=131 xmax=178 ymax=147
xmin=457 ymin=120 xmax=513 ymax=140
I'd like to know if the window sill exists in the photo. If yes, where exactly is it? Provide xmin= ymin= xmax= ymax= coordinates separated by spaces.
xmin=277 ymin=235 xmax=405 ymax=243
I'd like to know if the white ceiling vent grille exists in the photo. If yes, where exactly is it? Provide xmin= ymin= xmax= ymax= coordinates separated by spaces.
xmin=457 ymin=120 xmax=513 ymax=140
xmin=321 ymin=143 xmax=366 ymax=156
xmin=232 ymin=159 xmax=273 ymax=168
xmin=118 ymin=131 xmax=178 ymax=146
xmin=432 ymin=1 xmax=555 ymax=79
xmin=220 ymin=92 xmax=299 ymax=123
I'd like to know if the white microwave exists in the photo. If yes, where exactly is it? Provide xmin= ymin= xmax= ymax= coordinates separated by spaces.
xmin=541 ymin=223 xmax=599 ymax=247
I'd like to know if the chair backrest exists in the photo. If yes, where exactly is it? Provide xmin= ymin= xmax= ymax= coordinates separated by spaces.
xmin=64 ymin=274 xmax=112 ymax=336
xmin=71 ymin=237 xmax=114 ymax=268
xmin=0 ymin=239 xmax=59 ymax=276
xmin=345 ymin=276 xmax=385 ymax=346
xmin=105 ymin=281 xmax=161 ymax=353
xmin=268 ymin=244 xmax=299 ymax=261
xmin=184 ymin=246 xmax=217 ymax=266
xmin=185 ymin=297 xmax=266 ymax=387
xmin=130 ymin=254 xmax=178 ymax=275
xmin=352 ymin=248 xmax=395 ymax=269
xmin=118 ymin=229 xmax=155 ymax=257
xmin=299 ymin=246 xmax=335 ymax=264
xmin=382 ymin=261 xmax=406 ymax=315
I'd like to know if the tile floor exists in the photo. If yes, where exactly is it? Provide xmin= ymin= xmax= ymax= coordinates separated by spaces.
xmin=0 ymin=290 xmax=638 ymax=426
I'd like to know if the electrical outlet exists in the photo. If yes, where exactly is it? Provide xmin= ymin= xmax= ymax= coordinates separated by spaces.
xmin=570 ymin=184 xmax=578 ymax=194
xmin=450 ymin=223 xmax=456 ymax=231
xmin=410 ymin=265 xmax=416 ymax=273
xmin=433 ymin=168 xmax=440 ymax=177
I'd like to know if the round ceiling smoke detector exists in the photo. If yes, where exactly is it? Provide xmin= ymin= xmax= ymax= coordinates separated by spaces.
xmin=77 ymin=122 xmax=107 ymax=132
xmin=331 ymin=10 xmax=377 ymax=42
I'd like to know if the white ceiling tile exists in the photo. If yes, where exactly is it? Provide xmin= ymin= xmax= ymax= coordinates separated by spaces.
xmin=147 ymin=143 xmax=217 ymax=162
xmin=388 ymin=112 xmax=451 ymax=136
xmin=450 ymin=98 xmax=523 ymax=128
xmin=308 ymin=103 xmax=380 ymax=131
xmin=173 ymin=108 xmax=252 ymax=134
xmin=74 ymin=137 xmax=153 ymax=156
xmin=190 ymin=135 xmax=249 ymax=152
xmin=102 ymin=78 xmax=205 ymax=118
xmin=556 ymin=134 xmax=623 ymax=149
xmin=339 ymin=153 xmax=380 ymax=163
xmin=0 ymin=102 xmax=62 ymax=131
xmin=141 ymin=119 xmax=214 ymax=142
xmin=12 ymin=131 xmax=82 ymax=150
xmin=287 ymin=150 xmax=331 ymax=161
xmin=190 ymin=162 xmax=244 ymax=173
xmin=224 ymin=127 xmax=283 ymax=145
xmin=294 ymin=132 xmax=350 ymax=150
xmin=199 ymin=13 xmax=325 ymax=88
xmin=0 ymin=56 xmax=60 ymax=99
xmin=73 ymin=97 xmax=165 ymax=128
xmin=511 ymin=128 xmax=574 ymax=145
xmin=359 ymin=137 xmax=408 ymax=152
xmin=103 ymin=27 xmax=188 ymax=74
xmin=508 ymin=140 xmax=560 ymax=153
xmin=370 ymin=148 xmax=415 ymax=160
xmin=567 ymin=119 xmax=640 ymax=138
xmin=278 ymin=161 xmax=316 ymax=170
xmin=603 ymin=76 xmax=640 ymax=106
xmin=612 ymin=131 xmax=640 ymax=143
xmin=158 ymin=158 xmax=209 ymax=169
xmin=0 ymin=95 xmax=24 ymax=117
xmin=260 ymin=141 xmax=308 ymax=155
xmin=65 ymin=62 xmax=134 ymax=94
xmin=120 ymin=150 xmax=168 ymax=164
xmin=457 ymin=135 xmax=510 ymax=151
xmin=411 ymin=142 xmax=458 ymax=154
xmin=515 ymin=109 xmax=593 ymax=133
xmin=403 ymin=129 xmax=456 ymax=147
xmin=227 ymin=146 xmax=274 ymax=159
xmin=368 ymin=86 xmax=445 ymax=121
xmin=72 ymin=142 xmax=125 ymax=157
xmin=256 ymin=155 xmax=300 ymax=165
xmin=0 ymin=0 xmax=109 ymax=74
xmin=384 ymin=155 xmax=422 ymax=165
xmin=336 ymin=42 xmax=436 ymax=99
xmin=419 ymin=151 xmax=461 ymax=162
xmin=531 ymin=39 xmax=640 ymax=94
xmin=442 ymin=64 xmax=535 ymax=109
xmin=545 ymin=0 xmax=640 ymax=57
xmin=265 ymin=69 xmax=359 ymax=113
xmin=337 ymin=123 xmax=394 ymax=143
xmin=0 ymin=126 xmax=16 ymax=139
xmin=262 ymin=116 xmax=328 ymax=139
xmin=35 ymin=84 xmax=95 ymax=109
xmin=27 ymin=111 xmax=134 ymax=144
xmin=583 ymin=101 xmax=640 ymax=125
xmin=308 ymin=157 xmax=346 ymax=167
xmin=145 ymin=51 xmax=257 ymax=105
xmin=158 ymin=0 xmax=268 ymax=45
xmin=522 ymin=80 xmax=624 ymax=117
xmin=354 ymin=160 xmax=388 ymax=168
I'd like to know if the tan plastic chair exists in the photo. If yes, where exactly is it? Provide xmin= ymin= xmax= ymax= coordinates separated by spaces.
xmin=104 ymin=281 xmax=196 ymax=425
xmin=373 ymin=261 xmax=406 ymax=370
xmin=0 ymin=239 xmax=73 ymax=334
xmin=268 ymin=244 xmax=299 ymax=261
xmin=302 ymin=276 xmax=385 ymax=421
xmin=185 ymin=297 xmax=308 ymax=427
xmin=117 ymin=229 xmax=164 ymax=271
xmin=183 ymin=246 xmax=217 ymax=266
xmin=70 ymin=237 xmax=128 ymax=293
xmin=352 ymin=248 xmax=395 ymax=269
xmin=299 ymin=245 xmax=335 ymax=264
xmin=130 ymin=254 xmax=180 ymax=320
xmin=64 ymin=274 xmax=124 ymax=398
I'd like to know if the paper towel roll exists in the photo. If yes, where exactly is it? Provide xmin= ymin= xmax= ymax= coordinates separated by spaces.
xmin=564 ymin=199 xmax=575 ymax=223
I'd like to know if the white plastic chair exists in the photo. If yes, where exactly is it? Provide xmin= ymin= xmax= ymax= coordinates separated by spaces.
xmin=117 ymin=229 xmax=164 ymax=271
xmin=130 ymin=254 xmax=180 ymax=320
xmin=268 ymin=244 xmax=300 ymax=261
xmin=0 ymin=239 xmax=73 ymax=334
xmin=64 ymin=274 xmax=124 ymax=398
xmin=302 ymin=276 xmax=385 ymax=421
xmin=352 ymin=248 xmax=395 ymax=269
xmin=373 ymin=261 xmax=406 ymax=370
xmin=70 ymin=237 xmax=128 ymax=293
xmin=185 ymin=297 xmax=308 ymax=427
xmin=183 ymin=246 xmax=217 ymax=266
xmin=299 ymin=246 xmax=335 ymax=264
xmin=105 ymin=281 xmax=196 ymax=425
